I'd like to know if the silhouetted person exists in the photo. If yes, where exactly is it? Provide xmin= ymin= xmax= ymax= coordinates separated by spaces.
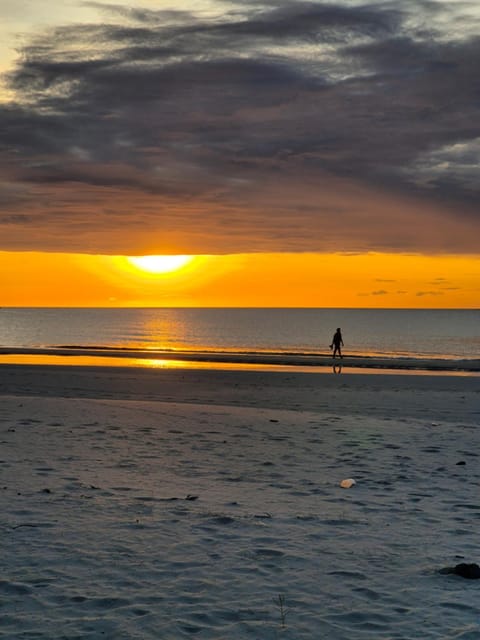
xmin=330 ymin=328 xmax=344 ymax=359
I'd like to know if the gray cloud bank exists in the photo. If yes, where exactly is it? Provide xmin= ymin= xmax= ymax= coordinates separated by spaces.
xmin=1 ymin=0 xmax=479 ymax=254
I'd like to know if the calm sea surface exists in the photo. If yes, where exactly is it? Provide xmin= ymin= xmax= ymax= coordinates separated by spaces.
xmin=0 ymin=308 xmax=478 ymax=360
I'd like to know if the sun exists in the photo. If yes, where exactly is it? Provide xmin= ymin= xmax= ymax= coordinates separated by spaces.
xmin=127 ymin=255 xmax=193 ymax=274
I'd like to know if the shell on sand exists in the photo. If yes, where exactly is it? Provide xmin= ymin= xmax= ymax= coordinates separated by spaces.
xmin=340 ymin=478 xmax=356 ymax=489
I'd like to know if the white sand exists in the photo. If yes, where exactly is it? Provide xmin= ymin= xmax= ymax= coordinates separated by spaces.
xmin=1 ymin=365 xmax=479 ymax=639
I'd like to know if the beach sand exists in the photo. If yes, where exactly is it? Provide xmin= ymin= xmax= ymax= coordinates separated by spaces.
xmin=1 ymin=365 xmax=479 ymax=639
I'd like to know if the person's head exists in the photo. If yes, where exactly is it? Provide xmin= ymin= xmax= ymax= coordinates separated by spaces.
xmin=337 ymin=328 xmax=341 ymax=332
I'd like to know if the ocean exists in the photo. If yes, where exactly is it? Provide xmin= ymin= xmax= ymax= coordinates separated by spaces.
xmin=0 ymin=307 xmax=478 ymax=361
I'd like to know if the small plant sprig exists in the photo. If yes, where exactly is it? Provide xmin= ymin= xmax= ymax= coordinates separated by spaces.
xmin=274 ymin=594 xmax=288 ymax=628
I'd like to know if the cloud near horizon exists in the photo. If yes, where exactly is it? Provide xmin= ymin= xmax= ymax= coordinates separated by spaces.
xmin=0 ymin=0 xmax=479 ymax=255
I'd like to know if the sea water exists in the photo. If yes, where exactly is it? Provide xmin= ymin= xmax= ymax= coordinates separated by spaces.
xmin=0 ymin=308 xmax=478 ymax=360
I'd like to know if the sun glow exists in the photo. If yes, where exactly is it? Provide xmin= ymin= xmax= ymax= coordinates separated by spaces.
xmin=0 ymin=250 xmax=478 ymax=307
xmin=127 ymin=255 xmax=193 ymax=274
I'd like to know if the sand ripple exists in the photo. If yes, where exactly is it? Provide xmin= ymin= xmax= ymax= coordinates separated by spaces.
xmin=1 ymin=393 xmax=479 ymax=639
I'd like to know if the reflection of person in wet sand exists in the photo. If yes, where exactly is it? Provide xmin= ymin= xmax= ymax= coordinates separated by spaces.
xmin=330 ymin=328 xmax=344 ymax=359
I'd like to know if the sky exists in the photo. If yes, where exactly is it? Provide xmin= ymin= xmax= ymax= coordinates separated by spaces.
xmin=0 ymin=0 xmax=479 ymax=306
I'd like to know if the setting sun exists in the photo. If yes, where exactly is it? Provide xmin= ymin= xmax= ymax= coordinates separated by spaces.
xmin=126 ymin=255 xmax=193 ymax=274
xmin=1 ymin=250 xmax=478 ymax=307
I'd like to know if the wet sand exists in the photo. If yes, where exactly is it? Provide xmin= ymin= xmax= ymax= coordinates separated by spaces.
xmin=0 ymin=345 xmax=479 ymax=373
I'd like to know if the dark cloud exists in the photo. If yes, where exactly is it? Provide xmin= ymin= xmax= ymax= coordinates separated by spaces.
xmin=0 ymin=0 xmax=479 ymax=254
xmin=415 ymin=290 xmax=444 ymax=297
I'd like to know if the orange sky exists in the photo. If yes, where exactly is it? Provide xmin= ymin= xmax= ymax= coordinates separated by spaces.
xmin=1 ymin=2 xmax=479 ymax=299
xmin=1 ymin=251 xmax=478 ymax=308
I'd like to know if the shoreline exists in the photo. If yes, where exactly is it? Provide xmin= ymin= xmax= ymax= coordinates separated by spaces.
xmin=0 ymin=346 xmax=478 ymax=374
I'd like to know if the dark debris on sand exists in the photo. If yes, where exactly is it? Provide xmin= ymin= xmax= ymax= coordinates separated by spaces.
xmin=440 ymin=563 xmax=480 ymax=579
